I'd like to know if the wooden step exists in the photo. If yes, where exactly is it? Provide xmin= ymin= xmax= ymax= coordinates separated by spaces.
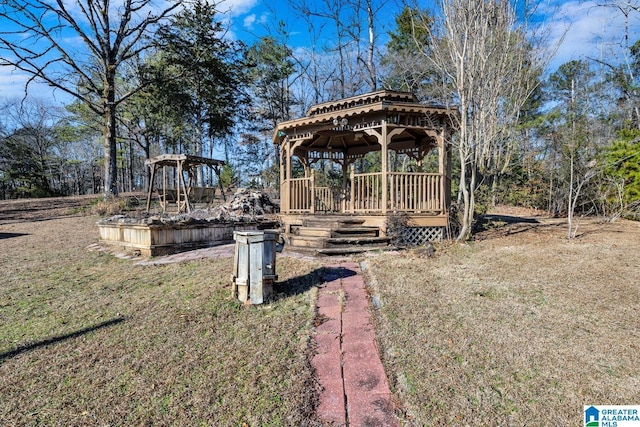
xmin=288 ymin=235 xmax=329 ymax=248
xmin=297 ymin=227 xmax=333 ymax=238
xmin=288 ymin=234 xmax=389 ymax=250
xmin=326 ymin=236 xmax=390 ymax=247
xmin=331 ymin=227 xmax=379 ymax=237
xmin=296 ymin=226 xmax=379 ymax=238
xmin=302 ymin=217 xmax=366 ymax=228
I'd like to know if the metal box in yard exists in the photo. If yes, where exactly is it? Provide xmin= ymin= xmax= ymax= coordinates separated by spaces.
xmin=232 ymin=231 xmax=278 ymax=304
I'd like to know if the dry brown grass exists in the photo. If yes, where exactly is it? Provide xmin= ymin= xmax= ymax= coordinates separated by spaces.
xmin=364 ymin=215 xmax=640 ymax=425
xmin=0 ymin=198 xmax=325 ymax=426
xmin=3 ymin=197 xmax=640 ymax=426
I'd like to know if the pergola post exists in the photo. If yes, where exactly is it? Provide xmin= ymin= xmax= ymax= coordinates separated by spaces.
xmin=146 ymin=164 xmax=157 ymax=211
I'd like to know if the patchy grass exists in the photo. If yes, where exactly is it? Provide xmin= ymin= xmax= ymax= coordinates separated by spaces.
xmin=4 ymin=197 xmax=640 ymax=426
xmin=0 ymin=213 xmax=324 ymax=426
xmin=364 ymin=216 xmax=640 ymax=426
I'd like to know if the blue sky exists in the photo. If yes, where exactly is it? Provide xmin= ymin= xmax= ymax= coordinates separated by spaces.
xmin=1 ymin=0 xmax=639 ymax=102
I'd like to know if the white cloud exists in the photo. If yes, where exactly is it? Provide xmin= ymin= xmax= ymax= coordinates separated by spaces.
xmin=217 ymin=0 xmax=259 ymax=17
xmin=542 ymin=0 xmax=640 ymax=71
xmin=0 ymin=67 xmax=33 ymax=100
xmin=244 ymin=14 xmax=257 ymax=29
xmin=0 ymin=66 xmax=70 ymax=105
xmin=243 ymin=12 xmax=269 ymax=30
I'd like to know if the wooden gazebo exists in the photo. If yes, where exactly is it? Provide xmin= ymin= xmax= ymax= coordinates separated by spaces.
xmin=273 ymin=90 xmax=456 ymax=252
xmin=145 ymin=154 xmax=225 ymax=213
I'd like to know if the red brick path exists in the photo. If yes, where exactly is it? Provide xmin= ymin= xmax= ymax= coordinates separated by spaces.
xmin=311 ymin=262 xmax=399 ymax=426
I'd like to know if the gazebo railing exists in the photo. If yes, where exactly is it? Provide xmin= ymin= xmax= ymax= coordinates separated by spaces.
xmin=283 ymin=172 xmax=443 ymax=214
xmin=283 ymin=177 xmax=313 ymax=212
xmin=388 ymin=172 xmax=442 ymax=212
xmin=314 ymin=186 xmax=344 ymax=212
xmin=351 ymin=172 xmax=383 ymax=212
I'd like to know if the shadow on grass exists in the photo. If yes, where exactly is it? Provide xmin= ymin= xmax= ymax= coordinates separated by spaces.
xmin=0 ymin=317 xmax=126 ymax=362
xmin=273 ymin=266 xmax=358 ymax=300
xmin=0 ymin=232 xmax=29 ymax=240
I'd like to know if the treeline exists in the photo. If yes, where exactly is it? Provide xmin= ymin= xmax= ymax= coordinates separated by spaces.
xmin=0 ymin=0 xmax=638 ymax=232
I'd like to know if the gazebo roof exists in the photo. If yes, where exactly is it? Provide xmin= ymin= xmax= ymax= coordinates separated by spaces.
xmin=272 ymin=90 xmax=454 ymax=146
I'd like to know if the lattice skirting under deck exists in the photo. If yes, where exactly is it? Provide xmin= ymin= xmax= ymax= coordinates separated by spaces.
xmin=402 ymin=226 xmax=444 ymax=246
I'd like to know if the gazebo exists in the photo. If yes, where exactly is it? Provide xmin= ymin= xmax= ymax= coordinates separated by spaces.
xmin=145 ymin=154 xmax=225 ymax=213
xmin=273 ymin=90 xmax=456 ymax=253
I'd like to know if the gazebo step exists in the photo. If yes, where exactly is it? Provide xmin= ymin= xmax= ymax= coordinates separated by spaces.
xmin=297 ymin=227 xmax=333 ymax=238
xmin=326 ymin=236 xmax=390 ymax=247
xmin=288 ymin=235 xmax=329 ymax=249
xmin=289 ymin=233 xmax=388 ymax=250
xmin=332 ymin=227 xmax=379 ymax=237
xmin=302 ymin=217 xmax=366 ymax=228
xmin=297 ymin=226 xmax=379 ymax=238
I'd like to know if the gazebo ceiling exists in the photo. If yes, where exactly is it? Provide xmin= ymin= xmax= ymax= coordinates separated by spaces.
xmin=291 ymin=127 xmax=439 ymax=160
xmin=309 ymin=129 xmax=376 ymax=149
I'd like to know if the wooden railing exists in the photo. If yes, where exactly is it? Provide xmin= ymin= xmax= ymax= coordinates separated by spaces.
xmin=282 ymin=177 xmax=313 ymax=212
xmin=282 ymin=172 xmax=443 ymax=214
xmin=314 ymin=186 xmax=343 ymax=212
xmin=351 ymin=172 xmax=383 ymax=212
xmin=388 ymin=173 xmax=442 ymax=212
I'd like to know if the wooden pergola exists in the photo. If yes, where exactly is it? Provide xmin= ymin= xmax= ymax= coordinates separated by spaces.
xmin=145 ymin=154 xmax=225 ymax=213
xmin=273 ymin=90 xmax=457 ymax=236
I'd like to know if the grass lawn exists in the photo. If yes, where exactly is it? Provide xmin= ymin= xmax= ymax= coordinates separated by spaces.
xmin=2 ymin=198 xmax=639 ymax=426
xmin=364 ymin=216 xmax=640 ymax=425
xmin=0 ymin=212 xmax=324 ymax=426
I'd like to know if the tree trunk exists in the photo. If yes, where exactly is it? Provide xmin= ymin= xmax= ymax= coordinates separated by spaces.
xmin=104 ymin=71 xmax=119 ymax=197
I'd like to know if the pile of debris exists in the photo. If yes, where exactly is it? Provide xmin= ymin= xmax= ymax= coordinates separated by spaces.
xmin=206 ymin=188 xmax=278 ymax=221
xmin=100 ymin=188 xmax=279 ymax=225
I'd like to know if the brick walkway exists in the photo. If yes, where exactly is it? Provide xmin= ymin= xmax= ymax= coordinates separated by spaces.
xmin=312 ymin=262 xmax=398 ymax=426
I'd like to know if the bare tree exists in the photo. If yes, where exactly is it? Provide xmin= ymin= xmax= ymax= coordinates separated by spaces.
xmin=0 ymin=0 xmax=180 ymax=197
xmin=291 ymin=0 xmax=386 ymax=99
xmin=593 ymin=0 xmax=640 ymax=126
xmin=412 ymin=0 xmax=553 ymax=240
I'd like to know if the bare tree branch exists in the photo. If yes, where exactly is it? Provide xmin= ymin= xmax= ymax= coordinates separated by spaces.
xmin=0 ymin=0 xmax=182 ymax=196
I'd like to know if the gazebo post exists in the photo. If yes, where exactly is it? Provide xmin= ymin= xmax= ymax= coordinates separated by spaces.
xmin=381 ymin=120 xmax=388 ymax=214
xmin=349 ymin=164 xmax=355 ymax=213
xmin=285 ymin=139 xmax=292 ymax=213
xmin=341 ymin=159 xmax=349 ymax=212
xmin=279 ymin=144 xmax=285 ymax=212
